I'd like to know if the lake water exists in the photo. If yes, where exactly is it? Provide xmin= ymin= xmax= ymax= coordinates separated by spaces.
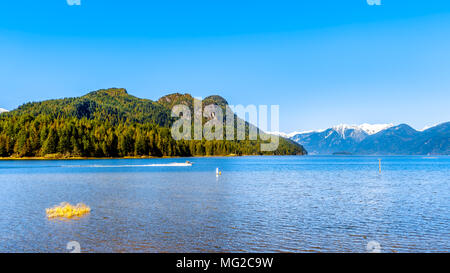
xmin=0 ymin=156 xmax=448 ymax=253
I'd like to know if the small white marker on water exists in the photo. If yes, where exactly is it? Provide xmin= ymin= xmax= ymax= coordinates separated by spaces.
xmin=378 ymin=159 xmax=382 ymax=173
xmin=216 ymin=168 xmax=222 ymax=177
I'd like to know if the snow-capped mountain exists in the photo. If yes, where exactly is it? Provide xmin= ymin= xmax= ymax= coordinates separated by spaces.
xmin=0 ymin=108 xmax=8 ymax=113
xmin=289 ymin=122 xmax=449 ymax=155
xmin=290 ymin=124 xmax=377 ymax=155
xmin=273 ymin=124 xmax=392 ymax=140
xmin=354 ymin=123 xmax=450 ymax=155
xmin=331 ymin=123 xmax=393 ymax=138
xmin=419 ymin=123 xmax=445 ymax=131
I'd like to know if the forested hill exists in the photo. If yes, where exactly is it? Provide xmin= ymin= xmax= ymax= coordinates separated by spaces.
xmin=8 ymin=88 xmax=173 ymax=126
xmin=0 ymin=88 xmax=306 ymax=158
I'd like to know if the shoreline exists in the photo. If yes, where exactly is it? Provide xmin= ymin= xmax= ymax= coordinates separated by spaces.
xmin=0 ymin=154 xmax=277 ymax=161
xmin=0 ymin=154 xmax=446 ymax=161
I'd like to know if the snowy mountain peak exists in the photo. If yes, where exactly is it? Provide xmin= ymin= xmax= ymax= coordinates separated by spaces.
xmin=272 ymin=123 xmax=393 ymax=139
xmin=0 ymin=108 xmax=9 ymax=113
xmin=420 ymin=122 xmax=446 ymax=131
xmin=332 ymin=123 xmax=394 ymax=136
xmin=357 ymin=123 xmax=394 ymax=135
xmin=331 ymin=124 xmax=358 ymax=138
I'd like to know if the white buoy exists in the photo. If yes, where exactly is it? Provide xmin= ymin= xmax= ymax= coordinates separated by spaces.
xmin=216 ymin=168 xmax=219 ymax=176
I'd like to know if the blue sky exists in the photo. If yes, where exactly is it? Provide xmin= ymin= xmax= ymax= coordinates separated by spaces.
xmin=1 ymin=0 xmax=450 ymax=132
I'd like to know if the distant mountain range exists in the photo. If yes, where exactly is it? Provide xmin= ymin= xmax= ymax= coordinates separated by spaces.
xmin=285 ymin=123 xmax=449 ymax=155
xmin=0 ymin=108 xmax=8 ymax=113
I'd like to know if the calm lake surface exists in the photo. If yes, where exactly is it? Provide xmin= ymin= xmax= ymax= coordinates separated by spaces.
xmin=0 ymin=156 xmax=448 ymax=253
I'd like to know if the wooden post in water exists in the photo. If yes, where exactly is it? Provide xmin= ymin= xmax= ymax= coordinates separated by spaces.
xmin=378 ymin=159 xmax=381 ymax=173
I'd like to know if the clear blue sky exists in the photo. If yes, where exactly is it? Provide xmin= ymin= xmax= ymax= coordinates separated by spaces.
xmin=1 ymin=0 xmax=450 ymax=132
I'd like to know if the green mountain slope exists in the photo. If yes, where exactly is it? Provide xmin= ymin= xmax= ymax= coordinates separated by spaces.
xmin=9 ymin=88 xmax=173 ymax=126
xmin=0 ymin=88 xmax=306 ymax=158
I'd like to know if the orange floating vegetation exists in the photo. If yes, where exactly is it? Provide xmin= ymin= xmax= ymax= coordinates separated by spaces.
xmin=46 ymin=202 xmax=91 ymax=219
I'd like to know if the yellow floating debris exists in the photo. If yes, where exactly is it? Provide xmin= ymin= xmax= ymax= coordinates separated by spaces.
xmin=46 ymin=202 xmax=91 ymax=219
